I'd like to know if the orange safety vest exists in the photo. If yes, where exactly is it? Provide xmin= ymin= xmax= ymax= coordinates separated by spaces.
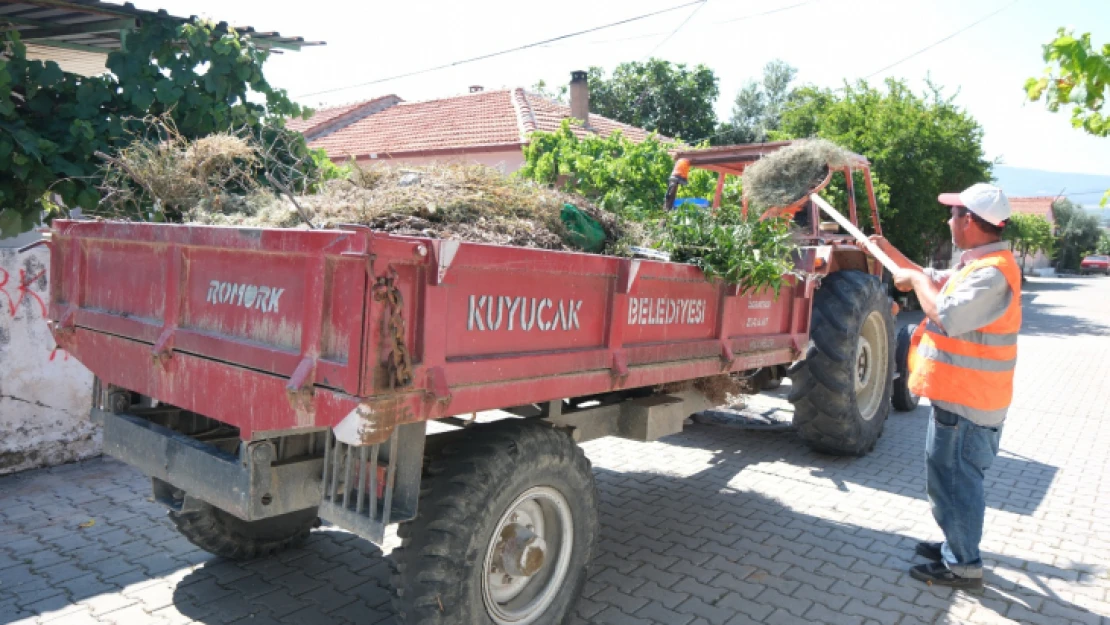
xmin=908 ymin=250 xmax=1022 ymax=418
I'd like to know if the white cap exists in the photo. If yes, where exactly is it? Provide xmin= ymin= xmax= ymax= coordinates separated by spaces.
xmin=938 ymin=183 xmax=1011 ymax=226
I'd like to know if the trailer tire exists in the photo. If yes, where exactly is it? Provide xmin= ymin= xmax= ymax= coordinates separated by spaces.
xmin=789 ymin=270 xmax=894 ymax=456
xmin=169 ymin=501 xmax=318 ymax=561
xmin=891 ymin=323 xmax=921 ymax=412
xmin=390 ymin=420 xmax=598 ymax=625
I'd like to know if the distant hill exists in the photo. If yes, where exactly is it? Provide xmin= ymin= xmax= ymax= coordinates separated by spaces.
xmin=993 ymin=166 xmax=1109 ymax=210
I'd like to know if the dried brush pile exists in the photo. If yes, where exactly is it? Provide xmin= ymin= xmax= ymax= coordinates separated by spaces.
xmin=190 ymin=163 xmax=639 ymax=254
xmin=742 ymin=138 xmax=856 ymax=214
xmin=96 ymin=115 xmax=319 ymax=224
xmin=97 ymin=131 xmax=259 ymax=219
xmin=655 ymin=374 xmax=749 ymax=406
xmin=94 ymin=115 xmax=643 ymax=254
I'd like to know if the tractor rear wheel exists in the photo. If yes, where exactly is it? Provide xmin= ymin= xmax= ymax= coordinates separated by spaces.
xmin=789 ymin=270 xmax=895 ymax=456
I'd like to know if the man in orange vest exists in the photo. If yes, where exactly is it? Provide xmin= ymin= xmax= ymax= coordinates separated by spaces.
xmin=862 ymin=183 xmax=1020 ymax=589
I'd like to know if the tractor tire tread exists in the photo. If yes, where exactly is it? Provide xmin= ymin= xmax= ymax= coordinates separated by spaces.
xmin=789 ymin=271 xmax=895 ymax=456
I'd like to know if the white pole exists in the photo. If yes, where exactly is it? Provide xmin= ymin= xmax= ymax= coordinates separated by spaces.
xmin=809 ymin=194 xmax=900 ymax=275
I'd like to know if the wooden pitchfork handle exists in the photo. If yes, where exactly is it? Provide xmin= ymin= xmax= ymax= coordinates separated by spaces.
xmin=809 ymin=194 xmax=900 ymax=275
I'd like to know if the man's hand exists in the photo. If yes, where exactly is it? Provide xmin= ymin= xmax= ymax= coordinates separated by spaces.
xmin=892 ymin=268 xmax=918 ymax=292
xmin=893 ymin=266 xmax=944 ymax=331
xmin=854 ymin=235 xmax=917 ymax=273
xmin=854 ymin=234 xmax=889 ymax=255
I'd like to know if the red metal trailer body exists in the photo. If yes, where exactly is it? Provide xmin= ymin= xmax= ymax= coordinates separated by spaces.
xmin=49 ymin=220 xmax=819 ymax=444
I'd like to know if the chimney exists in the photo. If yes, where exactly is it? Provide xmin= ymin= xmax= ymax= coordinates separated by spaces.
xmin=469 ymin=85 xmax=484 ymax=93
xmin=570 ymin=70 xmax=589 ymax=127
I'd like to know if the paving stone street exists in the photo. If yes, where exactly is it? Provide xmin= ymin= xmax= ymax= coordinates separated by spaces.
xmin=2 ymin=275 xmax=1109 ymax=625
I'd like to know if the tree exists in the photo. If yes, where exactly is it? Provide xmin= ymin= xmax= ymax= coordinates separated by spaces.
xmin=1026 ymin=29 xmax=1109 ymax=137
xmin=518 ymin=122 xmax=744 ymax=219
xmin=1097 ymin=232 xmax=1110 ymax=256
xmin=0 ymin=19 xmax=310 ymax=237
xmin=518 ymin=121 xmax=797 ymax=291
xmin=586 ymin=59 xmax=719 ymax=142
xmin=1025 ymin=29 xmax=1109 ymax=206
xmin=1003 ymin=213 xmax=1055 ymax=273
xmin=518 ymin=120 xmax=677 ymax=219
xmin=715 ymin=60 xmax=797 ymax=145
xmin=776 ymin=79 xmax=993 ymax=263
xmin=530 ymin=79 xmax=567 ymax=104
xmin=1052 ymin=199 xmax=1103 ymax=271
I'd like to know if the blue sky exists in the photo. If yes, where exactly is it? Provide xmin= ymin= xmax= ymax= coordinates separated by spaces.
xmin=138 ymin=0 xmax=1109 ymax=176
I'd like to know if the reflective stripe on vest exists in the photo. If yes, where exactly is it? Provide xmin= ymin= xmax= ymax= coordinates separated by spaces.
xmin=908 ymin=251 xmax=1022 ymax=416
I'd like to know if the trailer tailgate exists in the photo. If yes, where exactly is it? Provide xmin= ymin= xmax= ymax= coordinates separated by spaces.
xmin=49 ymin=221 xmax=370 ymax=395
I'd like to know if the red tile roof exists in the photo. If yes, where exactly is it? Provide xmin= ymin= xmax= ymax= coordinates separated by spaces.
xmin=524 ymin=93 xmax=657 ymax=143
xmin=286 ymin=96 xmax=401 ymax=140
xmin=303 ymin=88 xmax=662 ymax=159
xmin=310 ymin=90 xmax=523 ymax=157
xmin=286 ymin=101 xmax=363 ymax=133
xmin=1009 ymin=196 xmax=1056 ymax=223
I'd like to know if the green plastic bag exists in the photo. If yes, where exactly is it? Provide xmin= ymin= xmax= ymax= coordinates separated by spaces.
xmin=560 ymin=203 xmax=607 ymax=253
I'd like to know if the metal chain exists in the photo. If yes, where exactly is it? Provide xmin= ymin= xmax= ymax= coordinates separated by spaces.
xmin=373 ymin=270 xmax=414 ymax=389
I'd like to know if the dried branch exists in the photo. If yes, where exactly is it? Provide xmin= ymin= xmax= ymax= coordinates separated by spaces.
xmin=265 ymin=171 xmax=315 ymax=229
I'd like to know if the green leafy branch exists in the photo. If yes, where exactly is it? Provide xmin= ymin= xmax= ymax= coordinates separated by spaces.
xmin=0 ymin=17 xmax=314 ymax=237
xmin=1024 ymin=28 xmax=1110 ymax=206
xmin=654 ymin=203 xmax=796 ymax=294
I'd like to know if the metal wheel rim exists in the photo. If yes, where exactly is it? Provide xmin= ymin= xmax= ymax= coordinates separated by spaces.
xmin=856 ymin=311 xmax=887 ymax=421
xmin=482 ymin=486 xmax=573 ymax=625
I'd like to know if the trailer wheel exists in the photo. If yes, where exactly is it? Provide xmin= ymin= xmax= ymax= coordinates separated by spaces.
xmin=169 ymin=500 xmax=318 ymax=561
xmin=390 ymin=420 xmax=598 ymax=625
xmin=891 ymin=323 xmax=921 ymax=412
xmin=789 ymin=270 xmax=895 ymax=455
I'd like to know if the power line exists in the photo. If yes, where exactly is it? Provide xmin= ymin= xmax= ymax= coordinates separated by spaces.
xmin=718 ymin=0 xmax=820 ymax=25
xmin=295 ymin=0 xmax=706 ymax=99
xmin=540 ymin=0 xmax=819 ymax=49
xmin=689 ymin=0 xmax=1020 ymax=145
xmin=643 ymin=0 xmax=707 ymax=59
xmin=863 ymin=0 xmax=1020 ymax=80
xmin=639 ymin=0 xmax=821 ymax=133
xmin=627 ymin=1 xmax=707 ymax=116
xmin=540 ymin=32 xmax=664 ymax=48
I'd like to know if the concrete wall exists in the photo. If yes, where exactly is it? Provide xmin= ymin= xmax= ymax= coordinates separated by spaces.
xmin=0 ymin=248 xmax=98 ymax=475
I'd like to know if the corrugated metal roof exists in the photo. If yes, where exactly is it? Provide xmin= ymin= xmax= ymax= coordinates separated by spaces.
xmin=1 ymin=1 xmax=323 ymax=76
xmin=22 ymin=41 xmax=106 ymax=74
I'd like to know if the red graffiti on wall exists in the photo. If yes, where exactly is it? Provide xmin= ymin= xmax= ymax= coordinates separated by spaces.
xmin=0 ymin=267 xmax=47 ymax=318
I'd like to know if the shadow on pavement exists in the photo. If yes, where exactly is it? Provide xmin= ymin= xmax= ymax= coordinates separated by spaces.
xmin=1021 ymin=279 xmax=1082 ymax=293
xmin=0 ymin=451 xmax=1087 ymax=625
xmin=681 ymin=400 xmax=1055 ymax=517
xmin=163 ymin=458 xmax=1097 ymax=625
xmin=1019 ymin=290 xmax=1109 ymax=337
xmin=900 ymin=277 xmax=1106 ymax=338
xmin=814 ymin=413 xmax=1055 ymax=517
xmin=170 ymin=528 xmax=395 ymax=625
xmin=162 ymin=418 xmax=1081 ymax=625
xmin=588 ymin=462 xmax=1102 ymax=625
